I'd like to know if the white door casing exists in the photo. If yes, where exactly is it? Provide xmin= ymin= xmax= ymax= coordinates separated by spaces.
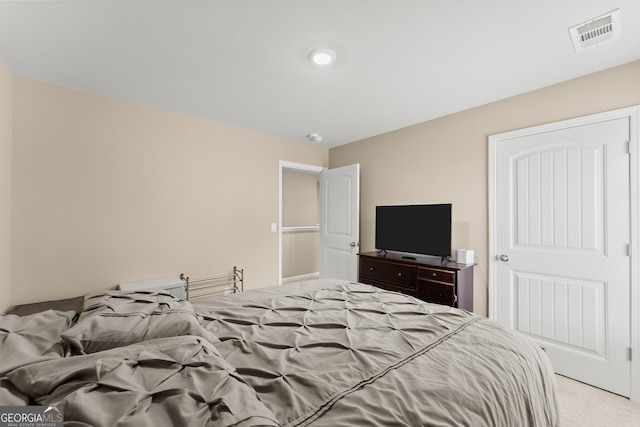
xmin=489 ymin=108 xmax=640 ymax=399
xmin=319 ymin=164 xmax=360 ymax=282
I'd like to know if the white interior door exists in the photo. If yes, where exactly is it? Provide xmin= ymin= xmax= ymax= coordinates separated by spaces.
xmin=490 ymin=118 xmax=631 ymax=396
xmin=319 ymin=164 xmax=360 ymax=281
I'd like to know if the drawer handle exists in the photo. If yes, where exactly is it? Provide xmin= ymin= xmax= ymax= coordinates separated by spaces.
xmin=370 ymin=267 xmax=374 ymax=271
xmin=432 ymin=272 xmax=437 ymax=277
xmin=397 ymin=272 xmax=402 ymax=277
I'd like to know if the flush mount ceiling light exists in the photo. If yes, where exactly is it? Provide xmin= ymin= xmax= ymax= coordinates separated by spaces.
xmin=309 ymin=48 xmax=336 ymax=66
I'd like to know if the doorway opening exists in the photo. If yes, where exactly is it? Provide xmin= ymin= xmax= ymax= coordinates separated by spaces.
xmin=278 ymin=161 xmax=361 ymax=286
xmin=278 ymin=161 xmax=324 ymax=285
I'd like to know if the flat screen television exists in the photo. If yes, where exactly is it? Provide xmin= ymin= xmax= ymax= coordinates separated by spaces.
xmin=375 ymin=204 xmax=452 ymax=258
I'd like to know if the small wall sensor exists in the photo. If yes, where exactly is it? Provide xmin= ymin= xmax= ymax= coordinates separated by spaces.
xmin=306 ymin=133 xmax=323 ymax=143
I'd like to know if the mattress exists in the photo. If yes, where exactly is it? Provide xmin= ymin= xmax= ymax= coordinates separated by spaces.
xmin=0 ymin=279 xmax=559 ymax=426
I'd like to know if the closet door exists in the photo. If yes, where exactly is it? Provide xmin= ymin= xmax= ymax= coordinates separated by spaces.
xmin=319 ymin=164 xmax=360 ymax=282
xmin=490 ymin=116 xmax=631 ymax=396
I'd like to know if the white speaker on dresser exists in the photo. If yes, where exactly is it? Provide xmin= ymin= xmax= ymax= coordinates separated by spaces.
xmin=456 ymin=249 xmax=474 ymax=265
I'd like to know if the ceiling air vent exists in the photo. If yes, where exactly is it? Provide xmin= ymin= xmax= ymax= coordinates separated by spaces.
xmin=569 ymin=9 xmax=621 ymax=52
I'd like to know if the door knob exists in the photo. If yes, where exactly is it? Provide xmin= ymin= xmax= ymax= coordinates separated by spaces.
xmin=500 ymin=254 xmax=509 ymax=262
xmin=350 ymin=242 xmax=358 ymax=247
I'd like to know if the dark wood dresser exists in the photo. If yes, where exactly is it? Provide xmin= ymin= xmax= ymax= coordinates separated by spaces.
xmin=358 ymin=251 xmax=474 ymax=312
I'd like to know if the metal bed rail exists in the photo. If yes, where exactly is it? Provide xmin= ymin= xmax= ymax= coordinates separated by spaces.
xmin=179 ymin=266 xmax=243 ymax=301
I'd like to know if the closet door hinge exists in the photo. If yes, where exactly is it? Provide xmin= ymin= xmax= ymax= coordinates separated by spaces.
xmin=628 ymin=347 xmax=633 ymax=361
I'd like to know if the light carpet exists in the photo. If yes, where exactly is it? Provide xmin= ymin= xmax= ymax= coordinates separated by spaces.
xmin=556 ymin=374 xmax=640 ymax=427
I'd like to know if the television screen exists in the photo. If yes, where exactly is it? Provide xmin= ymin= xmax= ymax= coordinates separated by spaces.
xmin=375 ymin=204 xmax=452 ymax=257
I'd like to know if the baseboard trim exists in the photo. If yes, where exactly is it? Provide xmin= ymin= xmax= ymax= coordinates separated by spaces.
xmin=282 ymin=272 xmax=320 ymax=284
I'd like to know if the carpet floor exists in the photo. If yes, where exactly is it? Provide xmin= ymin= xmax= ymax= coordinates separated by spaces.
xmin=556 ymin=374 xmax=640 ymax=426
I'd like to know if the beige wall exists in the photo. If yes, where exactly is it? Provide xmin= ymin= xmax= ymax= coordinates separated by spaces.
xmin=282 ymin=232 xmax=320 ymax=278
xmin=0 ymin=56 xmax=12 ymax=310
xmin=7 ymin=60 xmax=640 ymax=311
xmin=282 ymin=170 xmax=318 ymax=227
xmin=330 ymin=60 xmax=640 ymax=316
xmin=282 ymin=170 xmax=319 ymax=278
xmin=11 ymin=77 xmax=327 ymax=305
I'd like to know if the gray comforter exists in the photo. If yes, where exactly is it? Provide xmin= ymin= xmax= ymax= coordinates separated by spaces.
xmin=0 ymin=279 xmax=559 ymax=426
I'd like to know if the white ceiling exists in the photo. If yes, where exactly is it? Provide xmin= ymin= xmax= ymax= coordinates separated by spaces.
xmin=0 ymin=1 xmax=638 ymax=148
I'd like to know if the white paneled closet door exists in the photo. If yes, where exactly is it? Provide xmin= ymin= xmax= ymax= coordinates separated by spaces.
xmin=319 ymin=164 xmax=360 ymax=282
xmin=492 ymin=117 xmax=631 ymax=396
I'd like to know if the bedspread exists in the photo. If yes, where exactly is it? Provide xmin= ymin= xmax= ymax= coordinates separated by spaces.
xmin=195 ymin=280 xmax=559 ymax=427
xmin=0 ymin=280 xmax=559 ymax=426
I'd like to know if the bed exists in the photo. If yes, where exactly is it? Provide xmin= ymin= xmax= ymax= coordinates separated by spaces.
xmin=0 ymin=279 xmax=559 ymax=426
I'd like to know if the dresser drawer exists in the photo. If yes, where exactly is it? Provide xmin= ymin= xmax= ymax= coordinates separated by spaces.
xmin=418 ymin=267 xmax=455 ymax=284
xmin=417 ymin=280 xmax=456 ymax=306
xmin=360 ymin=258 xmax=416 ymax=289
xmin=361 ymin=277 xmax=418 ymax=298
xmin=379 ymin=282 xmax=418 ymax=298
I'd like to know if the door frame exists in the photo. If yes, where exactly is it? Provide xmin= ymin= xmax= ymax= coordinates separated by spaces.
xmin=278 ymin=160 xmax=325 ymax=286
xmin=488 ymin=105 xmax=640 ymax=402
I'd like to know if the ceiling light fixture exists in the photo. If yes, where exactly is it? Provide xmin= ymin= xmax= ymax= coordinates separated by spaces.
xmin=309 ymin=48 xmax=336 ymax=66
